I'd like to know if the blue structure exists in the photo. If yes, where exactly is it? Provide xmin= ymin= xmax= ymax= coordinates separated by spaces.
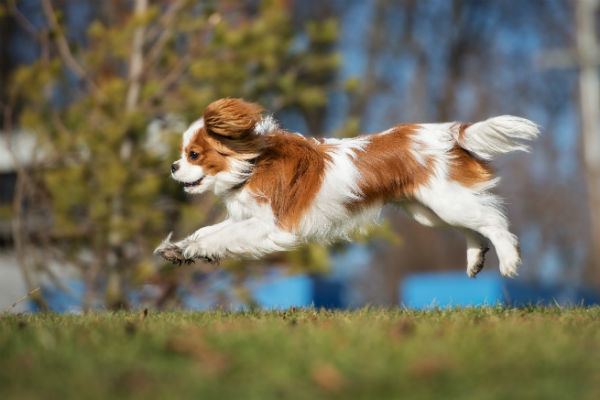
xmin=182 ymin=271 xmax=346 ymax=310
xmin=400 ymin=271 xmax=600 ymax=308
xmin=30 ymin=280 xmax=86 ymax=313
xmin=30 ymin=270 xmax=347 ymax=312
xmin=248 ymin=273 xmax=314 ymax=309
xmin=312 ymin=276 xmax=345 ymax=309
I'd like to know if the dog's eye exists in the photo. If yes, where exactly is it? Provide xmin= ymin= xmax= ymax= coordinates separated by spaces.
xmin=189 ymin=151 xmax=199 ymax=160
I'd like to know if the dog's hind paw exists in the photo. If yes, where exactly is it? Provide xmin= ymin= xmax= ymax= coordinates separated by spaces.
xmin=466 ymin=246 xmax=489 ymax=278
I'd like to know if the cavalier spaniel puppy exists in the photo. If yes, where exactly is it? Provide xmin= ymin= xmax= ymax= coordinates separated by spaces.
xmin=155 ymin=98 xmax=539 ymax=277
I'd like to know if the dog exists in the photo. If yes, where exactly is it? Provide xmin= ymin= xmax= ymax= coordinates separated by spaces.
xmin=155 ymin=98 xmax=539 ymax=277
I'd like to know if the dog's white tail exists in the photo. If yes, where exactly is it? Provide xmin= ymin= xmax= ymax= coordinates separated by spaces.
xmin=457 ymin=116 xmax=540 ymax=160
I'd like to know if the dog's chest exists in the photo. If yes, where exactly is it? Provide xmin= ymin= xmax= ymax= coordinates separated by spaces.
xmin=225 ymin=189 xmax=276 ymax=223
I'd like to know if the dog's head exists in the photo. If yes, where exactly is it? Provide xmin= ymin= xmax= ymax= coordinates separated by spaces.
xmin=171 ymin=98 xmax=277 ymax=194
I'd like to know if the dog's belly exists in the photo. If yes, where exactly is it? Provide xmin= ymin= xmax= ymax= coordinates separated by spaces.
xmin=398 ymin=200 xmax=446 ymax=227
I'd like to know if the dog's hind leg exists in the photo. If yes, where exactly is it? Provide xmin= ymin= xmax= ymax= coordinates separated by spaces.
xmin=401 ymin=201 xmax=446 ymax=228
xmin=462 ymin=229 xmax=489 ymax=278
xmin=402 ymin=201 xmax=491 ymax=278
xmin=415 ymin=182 xmax=521 ymax=278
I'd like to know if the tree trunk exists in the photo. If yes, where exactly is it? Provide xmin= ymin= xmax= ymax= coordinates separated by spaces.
xmin=575 ymin=0 xmax=600 ymax=285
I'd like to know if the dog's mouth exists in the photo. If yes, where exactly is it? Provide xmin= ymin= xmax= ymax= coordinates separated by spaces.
xmin=182 ymin=176 xmax=204 ymax=188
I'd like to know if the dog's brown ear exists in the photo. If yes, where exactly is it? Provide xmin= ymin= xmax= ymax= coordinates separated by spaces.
xmin=203 ymin=98 xmax=264 ymax=139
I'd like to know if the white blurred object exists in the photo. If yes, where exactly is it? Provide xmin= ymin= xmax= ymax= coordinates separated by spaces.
xmin=0 ymin=130 xmax=36 ymax=173
xmin=0 ymin=253 xmax=28 ymax=313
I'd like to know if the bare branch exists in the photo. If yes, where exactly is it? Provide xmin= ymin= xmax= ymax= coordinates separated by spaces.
xmin=143 ymin=0 xmax=188 ymax=70
xmin=125 ymin=0 xmax=148 ymax=111
xmin=7 ymin=0 xmax=38 ymax=40
xmin=40 ymin=29 xmax=51 ymax=65
xmin=159 ymin=53 xmax=191 ymax=93
xmin=145 ymin=0 xmax=188 ymax=44
xmin=2 ymin=287 xmax=40 ymax=314
xmin=40 ymin=0 xmax=101 ymax=96
xmin=143 ymin=52 xmax=191 ymax=108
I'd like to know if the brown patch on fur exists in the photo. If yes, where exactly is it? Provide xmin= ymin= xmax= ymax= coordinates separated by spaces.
xmin=450 ymin=122 xmax=472 ymax=146
xmin=246 ymin=133 xmax=331 ymax=230
xmin=350 ymin=124 xmax=432 ymax=208
xmin=458 ymin=122 xmax=472 ymax=144
xmin=449 ymin=146 xmax=493 ymax=187
xmin=185 ymin=130 xmax=229 ymax=175
xmin=448 ymin=122 xmax=493 ymax=186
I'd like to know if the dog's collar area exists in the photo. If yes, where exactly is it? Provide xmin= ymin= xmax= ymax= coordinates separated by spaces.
xmin=228 ymin=157 xmax=258 ymax=192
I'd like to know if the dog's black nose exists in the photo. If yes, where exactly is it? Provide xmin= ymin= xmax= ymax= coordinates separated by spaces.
xmin=171 ymin=162 xmax=180 ymax=173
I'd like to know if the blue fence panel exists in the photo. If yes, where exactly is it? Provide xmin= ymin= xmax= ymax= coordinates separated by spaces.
xmin=400 ymin=271 xmax=600 ymax=308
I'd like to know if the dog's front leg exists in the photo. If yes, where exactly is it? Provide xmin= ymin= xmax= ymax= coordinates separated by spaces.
xmin=154 ymin=220 xmax=233 ymax=264
xmin=177 ymin=217 xmax=296 ymax=262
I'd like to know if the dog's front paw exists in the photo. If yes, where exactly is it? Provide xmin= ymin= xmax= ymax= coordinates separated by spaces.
xmin=182 ymin=241 xmax=220 ymax=265
xmin=154 ymin=233 xmax=186 ymax=265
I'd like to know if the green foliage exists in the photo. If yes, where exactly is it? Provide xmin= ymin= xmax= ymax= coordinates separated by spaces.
xmin=8 ymin=1 xmax=347 ymax=308
xmin=1 ymin=307 xmax=599 ymax=400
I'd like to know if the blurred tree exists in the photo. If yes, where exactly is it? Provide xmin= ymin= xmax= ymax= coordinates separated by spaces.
xmin=540 ymin=0 xmax=600 ymax=286
xmin=3 ymin=0 xmax=344 ymax=309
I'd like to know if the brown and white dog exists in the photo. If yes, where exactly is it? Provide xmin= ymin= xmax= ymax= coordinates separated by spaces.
xmin=155 ymin=98 xmax=539 ymax=278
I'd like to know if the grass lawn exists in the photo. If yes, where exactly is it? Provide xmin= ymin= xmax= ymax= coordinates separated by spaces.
xmin=1 ymin=307 xmax=599 ymax=400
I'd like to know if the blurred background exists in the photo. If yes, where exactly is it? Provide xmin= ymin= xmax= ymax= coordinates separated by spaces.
xmin=0 ymin=0 xmax=599 ymax=312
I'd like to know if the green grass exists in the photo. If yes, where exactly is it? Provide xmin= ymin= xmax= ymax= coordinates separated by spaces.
xmin=1 ymin=307 xmax=599 ymax=400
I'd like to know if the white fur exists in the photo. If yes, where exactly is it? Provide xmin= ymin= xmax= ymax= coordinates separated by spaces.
xmin=183 ymin=118 xmax=204 ymax=147
xmin=378 ymin=127 xmax=397 ymax=135
xmin=410 ymin=123 xmax=455 ymax=176
xmin=455 ymin=115 xmax=540 ymax=160
xmin=254 ymin=115 xmax=278 ymax=135
xmin=172 ymin=159 xmax=204 ymax=187
xmin=178 ymin=189 xmax=296 ymax=260
xmin=463 ymin=230 xmax=489 ymax=278
xmin=211 ymin=158 xmax=253 ymax=195
xmin=414 ymin=176 xmax=519 ymax=277
xmin=400 ymin=201 xmax=444 ymax=227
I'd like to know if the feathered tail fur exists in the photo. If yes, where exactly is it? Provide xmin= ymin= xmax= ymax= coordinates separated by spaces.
xmin=457 ymin=115 xmax=540 ymax=160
